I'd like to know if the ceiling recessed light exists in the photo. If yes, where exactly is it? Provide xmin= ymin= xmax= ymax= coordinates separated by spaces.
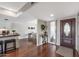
xmin=50 ymin=14 xmax=54 ymax=17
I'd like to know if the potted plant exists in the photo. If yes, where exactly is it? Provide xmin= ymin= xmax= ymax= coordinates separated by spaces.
xmin=41 ymin=24 xmax=45 ymax=30
xmin=12 ymin=30 xmax=16 ymax=34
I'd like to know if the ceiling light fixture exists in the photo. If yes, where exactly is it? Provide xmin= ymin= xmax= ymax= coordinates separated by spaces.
xmin=50 ymin=14 xmax=54 ymax=17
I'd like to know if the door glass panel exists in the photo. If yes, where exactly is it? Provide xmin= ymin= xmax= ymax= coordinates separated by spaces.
xmin=64 ymin=23 xmax=70 ymax=36
xmin=50 ymin=21 xmax=56 ymax=43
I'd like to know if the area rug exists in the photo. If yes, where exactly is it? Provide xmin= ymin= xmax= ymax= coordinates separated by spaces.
xmin=56 ymin=46 xmax=73 ymax=57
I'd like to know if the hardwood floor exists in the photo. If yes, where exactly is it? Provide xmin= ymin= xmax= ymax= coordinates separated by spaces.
xmin=0 ymin=39 xmax=78 ymax=57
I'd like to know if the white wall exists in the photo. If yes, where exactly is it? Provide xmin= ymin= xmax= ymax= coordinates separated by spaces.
xmin=47 ymin=22 xmax=50 ymax=43
xmin=11 ymin=22 xmax=26 ymax=35
xmin=0 ymin=19 xmax=12 ymax=29
xmin=76 ymin=15 xmax=79 ymax=52
xmin=0 ymin=11 xmax=38 ymax=39
xmin=56 ymin=20 xmax=60 ymax=45
xmin=11 ymin=20 xmax=37 ymax=39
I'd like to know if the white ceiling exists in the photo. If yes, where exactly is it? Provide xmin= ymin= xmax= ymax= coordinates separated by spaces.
xmin=0 ymin=11 xmax=36 ymax=23
xmin=0 ymin=2 xmax=26 ymax=12
xmin=27 ymin=2 xmax=79 ymax=21
xmin=0 ymin=2 xmax=26 ymax=17
xmin=0 ymin=2 xmax=79 ymax=22
xmin=9 ymin=12 xmax=37 ymax=23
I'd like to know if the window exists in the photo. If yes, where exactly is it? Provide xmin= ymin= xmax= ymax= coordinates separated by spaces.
xmin=64 ymin=23 xmax=70 ymax=36
xmin=50 ymin=21 xmax=56 ymax=43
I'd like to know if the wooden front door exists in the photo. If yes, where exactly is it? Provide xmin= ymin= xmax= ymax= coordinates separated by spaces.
xmin=60 ymin=18 xmax=75 ymax=48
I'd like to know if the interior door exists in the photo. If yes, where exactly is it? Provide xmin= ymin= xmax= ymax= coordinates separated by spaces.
xmin=60 ymin=18 xmax=75 ymax=48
